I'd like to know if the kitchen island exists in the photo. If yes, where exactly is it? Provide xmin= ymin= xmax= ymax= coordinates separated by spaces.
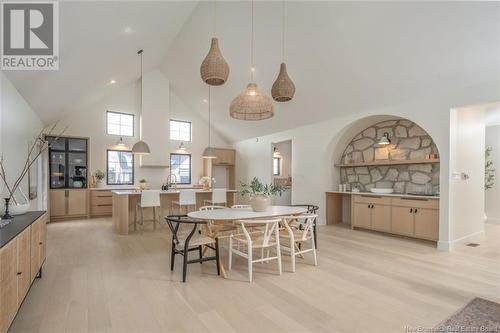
xmin=111 ymin=189 xmax=238 ymax=235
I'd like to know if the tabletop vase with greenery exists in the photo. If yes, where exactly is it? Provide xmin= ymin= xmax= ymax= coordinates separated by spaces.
xmin=238 ymin=177 xmax=287 ymax=212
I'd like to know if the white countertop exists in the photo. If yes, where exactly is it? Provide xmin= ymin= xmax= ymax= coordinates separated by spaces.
xmin=89 ymin=187 xmax=136 ymax=191
xmin=111 ymin=189 xmax=238 ymax=195
xmin=326 ymin=191 xmax=439 ymax=200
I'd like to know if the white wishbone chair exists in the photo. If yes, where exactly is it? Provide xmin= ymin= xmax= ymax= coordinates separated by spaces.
xmin=280 ymin=214 xmax=318 ymax=272
xmin=228 ymin=218 xmax=282 ymax=282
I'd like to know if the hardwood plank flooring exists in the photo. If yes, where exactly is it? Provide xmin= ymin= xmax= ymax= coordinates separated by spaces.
xmin=9 ymin=218 xmax=500 ymax=333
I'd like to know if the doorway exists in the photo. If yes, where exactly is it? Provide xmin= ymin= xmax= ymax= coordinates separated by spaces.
xmin=271 ymin=140 xmax=292 ymax=205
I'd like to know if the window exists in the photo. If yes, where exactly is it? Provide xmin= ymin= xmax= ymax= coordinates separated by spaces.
xmin=107 ymin=111 xmax=134 ymax=136
xmin=170 ymin=120 xmax=191 ymax=142
xmin=273 ymin=157 xmax=281 ymax=176
xmin=170 ymin=154 xmax=191 ymax=184
xmin=107 ymin=150 xmax=134 ymax=185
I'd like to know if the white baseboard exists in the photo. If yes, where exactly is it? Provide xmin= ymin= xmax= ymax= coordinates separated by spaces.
xmin=437 ymin=230 xmax=486 ymax=251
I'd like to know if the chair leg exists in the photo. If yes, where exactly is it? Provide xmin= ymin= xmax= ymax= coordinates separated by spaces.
xmin=215 ymin=238 xmax=220 ymax=276
xmin=260 ymin=248 xmax=264 ymax=264
xmin=198 ymin=245 xmax=203 ymax=264
xmin=170 ymin=242 xmax=175 ymax=271
xmin=153 ymin=207 xmax=157 ymax=230
xmin=248 ymin=244 xmax=253 ymax=283
xmin=290 ymin=240 xmax=296 ymax=273
xmin=314 ymin=223 xmax=318 ymax=249
xmin=276 ymin=229 xmax=282 ymax=276
xmin=140 ymin=207 xmax=144 ymax=227
xmin=228 ymin=237 xmax=233 ymax=271
xmin=311 ymin=234 xmax=318 ymax=266
xmin=182 ymin=244 xmax=189 ymax=283
xmin=134 ymin=205 xmax=137 ymax=231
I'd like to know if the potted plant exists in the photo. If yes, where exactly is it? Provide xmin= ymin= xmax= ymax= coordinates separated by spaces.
xmin=139 ymin=179 xmax=148 ymax=190
xmin=93 ymin=170 xmax=105 ymax=188
xmin=239 ymin=177 xmax=286 ymax=212
xmin=199 ymin=176 xmax=215 ymax=191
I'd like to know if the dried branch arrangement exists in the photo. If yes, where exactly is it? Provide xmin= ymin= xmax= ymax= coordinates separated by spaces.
xmin=0 ymin=123 xmax=66 ymax=204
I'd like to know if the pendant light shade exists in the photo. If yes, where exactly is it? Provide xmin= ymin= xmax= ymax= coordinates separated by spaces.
xmin=132 ymin=49 xmax=151 ymax=155
xmin=272 ymin=63 xmax=295 ymax=102
xmin=112 ymin=137 xmax=130 ymax=151
xmin=200 ymin=37 xmax=230 ymax=86
xmin=132 ymin=140 xmax=150 ymax=154
xmin=202 ymin=147 xmax=217 ymax=159
xmin=230 ymin=83 xmax=274 ymax=121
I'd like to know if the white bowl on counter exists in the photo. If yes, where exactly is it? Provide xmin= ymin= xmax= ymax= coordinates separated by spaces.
xmin=370 ymin=188 xmax=394 ymax=194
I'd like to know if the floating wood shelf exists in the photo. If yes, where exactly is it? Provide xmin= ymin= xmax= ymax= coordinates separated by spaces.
xmin=334 ymin=159 xmax=440 ymax=168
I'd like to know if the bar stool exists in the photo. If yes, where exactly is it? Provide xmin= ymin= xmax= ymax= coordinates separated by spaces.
xmin=204 ymin=188 xmax=227 ymax=206
xmin=171 ymin=189 xmax=197 ymax=214
xmin=135 ymin=190 xmax=161 ymax=231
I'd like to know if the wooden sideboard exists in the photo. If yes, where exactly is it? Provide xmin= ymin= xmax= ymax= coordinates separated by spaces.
xmin=326 ymin=191 xmax=439 ymax=242
xmin=0 ymin=212 xmax=47 ymax=333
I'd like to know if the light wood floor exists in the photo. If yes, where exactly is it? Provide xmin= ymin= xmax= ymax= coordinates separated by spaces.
xmin=9 ymin=218 xmax=500 ymax=333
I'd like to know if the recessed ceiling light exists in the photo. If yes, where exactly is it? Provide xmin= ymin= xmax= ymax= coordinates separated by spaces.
xmin=203 ymin=98 xmax=208 ymax=103
xmin=123 ymin=27 xmax=133 ymax=34
xmin=110 ymin=79 xmax=116 ymax=84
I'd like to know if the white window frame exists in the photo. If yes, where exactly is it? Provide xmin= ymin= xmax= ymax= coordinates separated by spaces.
xmin=106 ymin=111 xmax=134 ymax=137
xmin=170 ymin=119 xmax=192 ymax=142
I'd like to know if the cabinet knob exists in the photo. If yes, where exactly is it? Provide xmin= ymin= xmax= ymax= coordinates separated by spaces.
xmin=414 ymin=209 xmax=418 ymax=214
xmin=39 ymin=242 xmax=43 ymax=245
xmin=410 ymin=208 xmax=413 ymax=213
xmin=17 ymin=272 xmax=22 ymax=275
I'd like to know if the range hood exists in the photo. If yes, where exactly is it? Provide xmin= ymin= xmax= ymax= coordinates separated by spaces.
xmin=139 ymin=69 xmax=170 ymax=168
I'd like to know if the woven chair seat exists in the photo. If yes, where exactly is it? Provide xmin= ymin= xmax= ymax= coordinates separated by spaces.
xmin=233 ymin=234 xmax=277 ymax=248
xmin=280 ymin=230 xmax=312 ymax=242
xmin=176 ymin=235 xmax=216 ymax=247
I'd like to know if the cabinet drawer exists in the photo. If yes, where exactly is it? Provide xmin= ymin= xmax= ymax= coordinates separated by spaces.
xmin=91 ymin=204 xmax=112 ymax=215
xmin=391 ymin=197 xmax=439 ymax=209
xmin=353 ymin=195 xmax=391 ymax=205
xmin=92 ymin=196 xmax=112 ymax=205
xmin=91 ymin=190 xmax=112 ymax=198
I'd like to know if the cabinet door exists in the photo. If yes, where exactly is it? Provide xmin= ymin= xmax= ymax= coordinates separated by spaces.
xmin=0 ymin=239 xmax=18 ymax=333
xmin=352 ymin=203 xmax=372 ymax=229
xmin=371 ymin=204 xmax=391 ymax=232
xmin=30 ymin=221 xmax=41 ymax=282
xmin=391 ymin=206 xmax=414 ymax=236
xmin=39 ymin=215 xmax=47 ymax=265
xmin=414 ymin=208 xmax=439 ymax=241
xmin=17 ymin=227 xmax=31 ymax=306
xmin=50 ymin=190 xmax=66 ymax=217
xmin=67 ymin=190 xmax=87 ymax=216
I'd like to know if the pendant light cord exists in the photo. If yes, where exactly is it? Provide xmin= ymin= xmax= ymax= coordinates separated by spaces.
xmin=138 ymin=49 xmax=144 ymax=141
xmin=208 ymin=86 xmax=212 ymax=147
xmin=214 ymin=0 xmax=217 ymax=36
xmin=251 ymin=0 xmax=254 ymax=82
xmin=282 ymin=0 xmax=285 ymax=63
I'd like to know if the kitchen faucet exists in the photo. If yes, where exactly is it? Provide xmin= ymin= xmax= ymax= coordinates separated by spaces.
xmin=166 ymin=173 xmax=178 ymax=189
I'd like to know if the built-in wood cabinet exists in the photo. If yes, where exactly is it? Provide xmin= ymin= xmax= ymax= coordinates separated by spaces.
xmin=0 ymin=239 xmax=18 ymax=333
xmin=50 ymin=189 xmax=88 ymax=220
xmin=90 ymin=190 xmax=113 ymax=216
xmin=0 ymin=213 xmax=47 ymax=333
xmin=351 ymin=195 xmax=439 ymax=242
xmin=213 ymin=149 xmax=235 ymax=166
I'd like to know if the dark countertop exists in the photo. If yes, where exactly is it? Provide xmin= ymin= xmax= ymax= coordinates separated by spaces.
xmin=0 ymin=211 xmax=46 ymax=248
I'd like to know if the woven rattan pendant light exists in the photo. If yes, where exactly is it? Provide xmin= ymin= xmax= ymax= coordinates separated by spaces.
xmin=200 ymin=1 xmax=229 ymax=86
xmin=272 ymin=1 xmax=295 ymax=102
xmin=202 ymin=86 xmax=217 ymax=159
xmin=230 ymin=0 xmax=274 ymax=121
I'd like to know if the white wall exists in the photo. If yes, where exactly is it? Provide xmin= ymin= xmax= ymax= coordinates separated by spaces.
xmin=52 ymin=70 xmax=230 ymax=189
xmin=485 ymin=125 xmax=500 ymax=224
xmin=449 ymin=106 xmax=486 ymax=247
xmin=0 ymin=72 xmax=45 ymax=210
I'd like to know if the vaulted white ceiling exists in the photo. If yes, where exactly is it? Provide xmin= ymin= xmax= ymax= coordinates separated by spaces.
xmin=4 ymin=1 xmax=500 ymax=143
xmin=3 ymin=1 xmax=198 ymax=123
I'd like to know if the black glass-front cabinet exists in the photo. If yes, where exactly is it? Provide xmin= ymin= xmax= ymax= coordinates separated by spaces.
xmin=47 ymin=136 xmax=88 ymax=189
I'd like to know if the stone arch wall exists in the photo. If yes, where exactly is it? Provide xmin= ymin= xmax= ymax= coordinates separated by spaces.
xmin=339 ymin=119 xmax=440 ymax=194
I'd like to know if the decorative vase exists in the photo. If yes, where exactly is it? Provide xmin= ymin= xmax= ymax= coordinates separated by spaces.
xmin=10 ymin=203 xmax=29 ymax=216
xmin=139 ymin=182 xmax=148 ymax=190
xmin=96 ymin=181 xmax=104 ymax=188
xmin=250 ymin=195 xmax=271 ymax=212
xmin=203 ymin=183 xmax=210 ymax=191
xmin=2 ymin=198 xmax=12 ymax=219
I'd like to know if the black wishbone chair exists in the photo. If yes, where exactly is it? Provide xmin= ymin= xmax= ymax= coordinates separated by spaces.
xmin=290 ymin=204 xmax=319 ymax=248
xmin=165 ymin=215 xmax=220 ymax=282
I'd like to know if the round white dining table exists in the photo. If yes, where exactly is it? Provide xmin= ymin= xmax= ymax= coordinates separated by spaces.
xmin=187 ymin=205 xmax=307 ymax=221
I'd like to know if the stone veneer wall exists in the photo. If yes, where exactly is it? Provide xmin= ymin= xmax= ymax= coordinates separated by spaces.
xmin=339 ymin=119 xmax=440 ymax=194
